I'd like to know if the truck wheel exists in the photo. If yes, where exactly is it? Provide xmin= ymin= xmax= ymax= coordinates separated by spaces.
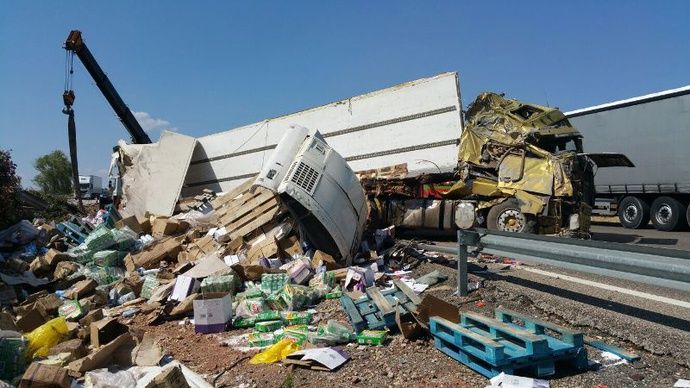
xmin=618 ymin=196 xmax=649 ymax=229
xmin=650 ymin=196 xmax=685 ymax=231
xmin=487 ymin=199 xmax=535 ymax=233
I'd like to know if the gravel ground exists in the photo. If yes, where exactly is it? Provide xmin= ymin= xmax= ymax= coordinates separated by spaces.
xmin=127 ymin=252 xmax=690 ymax=388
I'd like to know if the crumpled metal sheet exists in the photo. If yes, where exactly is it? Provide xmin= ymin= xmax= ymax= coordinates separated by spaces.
xmin=453 ymin=92 xmax=577 ymax=208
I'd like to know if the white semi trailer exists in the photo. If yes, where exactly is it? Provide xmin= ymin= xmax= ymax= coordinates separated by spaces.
xmin=566 ymin=86 xmax=690 ymax=231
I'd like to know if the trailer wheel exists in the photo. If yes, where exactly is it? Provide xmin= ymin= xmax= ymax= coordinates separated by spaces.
xmin=618 ymin=196 xmax=650 ymax=229
xmin=487 ymin=199 xmax=535 ymax=233
xmin=650 ymin=196 xmax=686 ymax=231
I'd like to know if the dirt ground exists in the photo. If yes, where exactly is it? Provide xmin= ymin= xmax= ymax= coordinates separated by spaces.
xmin=128 ymin=253 xmax=690 ymax=388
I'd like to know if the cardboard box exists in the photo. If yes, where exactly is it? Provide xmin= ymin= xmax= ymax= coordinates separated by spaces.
xmin=152 ymin=218 xmax=180 ymax=238
xmin=64 ymin=279 xmax=97 ymax=300
xmin=15 ymin=309 xmax=46 ymax=333
xmin=311 ymin=250 xmax=340 ymax=270
xmin=193 ymin=292 xmax=232 ymax=334
xmin=53 ymin=261 xmax=80 ymax=280
xmin=145 ymin=365 xmax=190 ymax=388
xmin=170 ymin=275 xmax=200 ymax=302
xmin=90 ymin=317 xmax=127 ymax=348
xmin=19 ymin=362 xmax=70 ymax=388
xmin=78 ymin=308 xmax=104 ymax=328
xmin=115 ymin=215 xmax=144 ymax=234
xmin=132 ymin=236 xmax=184 ymax=269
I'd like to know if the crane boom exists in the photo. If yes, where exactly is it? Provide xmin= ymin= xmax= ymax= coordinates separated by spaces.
xmin=64 ymin=30 xmax=152 ymax=144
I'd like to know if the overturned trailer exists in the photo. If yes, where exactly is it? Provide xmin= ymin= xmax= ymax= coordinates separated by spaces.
xmin=114 ymin=72 xmax=630 ymax=239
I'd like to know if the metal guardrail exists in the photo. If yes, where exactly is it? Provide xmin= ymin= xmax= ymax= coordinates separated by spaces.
xmin=418 ymin=229 xmax=690 ymax=296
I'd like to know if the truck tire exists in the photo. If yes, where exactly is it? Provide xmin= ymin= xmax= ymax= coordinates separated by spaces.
xmin=487 ymin=199 xmax=535 ymax=233
xmin=618 ymin=196 xmax=650 ymax=229
xmin=650 ymin=196 xmax=685 ymax=231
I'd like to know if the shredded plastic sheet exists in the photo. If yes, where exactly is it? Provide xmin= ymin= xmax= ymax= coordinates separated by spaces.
xmin=249 ymin=338 xmax=301 ymax=364
xmin=26 ymin=317 xmax=69 ymax=358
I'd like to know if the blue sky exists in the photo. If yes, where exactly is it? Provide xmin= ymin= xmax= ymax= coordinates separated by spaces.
xmin=1 ymin=1 xmax=688 ymax=186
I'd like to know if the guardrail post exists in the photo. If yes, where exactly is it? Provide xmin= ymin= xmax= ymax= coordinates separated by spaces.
xmin=456 ymin=229 xmax=480 ymax=297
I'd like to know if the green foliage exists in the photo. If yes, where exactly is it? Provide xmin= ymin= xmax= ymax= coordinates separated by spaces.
xmin=33 ymin=150 xmax=73 ymax=195
xmin=25 ymin=189 xmax=77 ymax=223
xmin=0 ymin=149 xmax=22 ymax=229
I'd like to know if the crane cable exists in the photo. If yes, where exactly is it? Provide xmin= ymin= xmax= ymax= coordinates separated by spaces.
xmin=63 ymin=49 xmax=84 ymax=212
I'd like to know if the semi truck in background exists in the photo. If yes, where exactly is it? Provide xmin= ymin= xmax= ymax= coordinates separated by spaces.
xmin=78 ymin=175 xmax=103 ymax=199
xmin=567 ymin=86 xmax=690 ymax=231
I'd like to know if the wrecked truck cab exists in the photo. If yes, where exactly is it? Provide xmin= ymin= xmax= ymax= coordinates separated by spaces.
xmin=363 ymin=92 xmax=631 ymax=237
xmin=450 ymin=92 xmax=600 ymax=235
xmin=254 ymin=125 xmax=368 ymax=264
xmin=447 ymin=93 xmax=588 ymax=234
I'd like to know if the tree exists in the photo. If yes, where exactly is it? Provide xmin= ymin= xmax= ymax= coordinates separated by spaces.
xmin=33 ymin=150 xmax=73 ymax=195
xmin=0 ymin=149 xmax=22 ymax=229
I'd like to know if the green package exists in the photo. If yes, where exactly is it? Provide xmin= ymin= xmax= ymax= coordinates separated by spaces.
xmin=357 ymin=330 xmax=387 ymax=346
xmin=254 ymin=320 xmax=283 ymax=333
xmin=264 ymin=293 xmax=288 ymax=311
xmin=200 ymin=274 xmax=237 ymax=294
xmin=233 ymin=317 xmax=256 ymax=328
xmin=255 ymin=310 xmax=282 ymax=322
xmin=93 ymin=250 xmax=123 ymax=268
xmin=260 ymin=273 xmax=289 ymax=295
xmin=248 ymin=331 xmax=276 ymax=347
xmin=276 ymin=326 xmax=308 ymax=346
xmin=236 ymin=288 xmax=264 ymax=301
xmin=84 ymin=225 xmax=115 ymax=251
xmin=281 ymin=311 xmax=313 ymax=325
xmin=279 ymin=284 xmax=317 ymax=311
xmin=325 ymin=285 xmax=343 ymax=299
xmin=140 ymin=275 xmax=160 ymax=300
xmin=58 ymin=300 xmax=83 ymax=320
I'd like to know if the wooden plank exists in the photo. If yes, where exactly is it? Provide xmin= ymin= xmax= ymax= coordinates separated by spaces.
xmin=392 ymin=279 xmax=422 ymax=306
xmin=211 ymin=178 xmax=254 ymax=208
xmin=225 ymin=202 xmax=279 ymax=234
xmin=217 ymin=189 xmax=270 ymax=216
xmin=366 ymin=287 xmax=393 ymax=315
xmin=219 ymin=191 xmax=277 ymax=226
xmin=228 ymin=207 xmax=281 ymax=240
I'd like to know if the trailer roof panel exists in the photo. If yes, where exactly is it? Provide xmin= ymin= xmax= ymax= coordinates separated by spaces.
xmin=566 ymin=85 xmax=690 ymax=118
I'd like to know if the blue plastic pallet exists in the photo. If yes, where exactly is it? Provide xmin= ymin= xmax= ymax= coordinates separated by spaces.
xmin=340 ymin=279 xmax=421 ymax=332
xmin=430 ymin=309 xmax=587 ymax=378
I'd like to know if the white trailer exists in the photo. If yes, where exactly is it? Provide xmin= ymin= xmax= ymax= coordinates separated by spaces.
xmin=182 ymin=72 xmax=463 ymax=197
xmin=78 ymin=175 xmax=102 ymax=199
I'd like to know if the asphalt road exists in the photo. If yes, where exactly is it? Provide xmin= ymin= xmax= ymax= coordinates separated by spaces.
xmin=590 ymin=223 xmax=690 ymax=251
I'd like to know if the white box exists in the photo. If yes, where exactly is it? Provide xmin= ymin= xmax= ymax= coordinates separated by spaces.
xmin=170 ymin=275 xmax=200 ymax=302
xmin=193 ymin=292 xmax=233 ymax=333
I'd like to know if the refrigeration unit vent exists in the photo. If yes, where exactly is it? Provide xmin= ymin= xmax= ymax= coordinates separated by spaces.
xmin=290 ymin=161 xmax=320 ymax=194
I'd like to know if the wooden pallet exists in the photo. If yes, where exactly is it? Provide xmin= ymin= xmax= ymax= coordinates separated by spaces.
xmin=430 ymin=309 xmax=588 ymax=378
xmin=340 ymin=280 xmax=421 ymax=332
xmin=182 ymin=178 xmax=287 ymax=260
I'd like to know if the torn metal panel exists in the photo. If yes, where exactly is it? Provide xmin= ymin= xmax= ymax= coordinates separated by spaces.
xmin=119 ymin=130 xmax=196 ymax=217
